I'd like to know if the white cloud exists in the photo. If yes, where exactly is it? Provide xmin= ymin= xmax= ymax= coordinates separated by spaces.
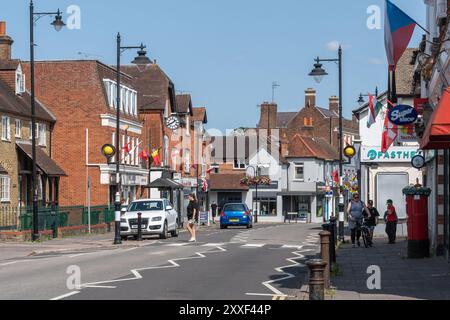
xmin=325 ymin=41 xmax=351 ymax=52
xmin=368 ymin=58 xmax=385 ymax=65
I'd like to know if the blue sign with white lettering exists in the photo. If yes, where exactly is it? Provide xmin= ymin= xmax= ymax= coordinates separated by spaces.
xmin=388 ymin=105 xmax=418 ymax=126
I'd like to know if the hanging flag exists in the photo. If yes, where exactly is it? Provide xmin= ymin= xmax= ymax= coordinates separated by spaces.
xmin=332 ymin=170 xmax=340 ymax=186
xmin=122 ymin=141 xmax=131 ymax=154
xmin=367 ymin=94 xmax=384 ymax=128
xmin=384 ymin=0 xmax=418 ymax=70
xmin=367 ymin=94 xmax=376 ymax=128
xmin=191 ymin=164 xmax=198 ymax=170
xmin=151 ymin=149 xmax=161 ymax=166
xmin=381 ymin=102 xmax=399 ymax=153
xmin=139 ymin=149 xmax=149 ymax=161
xmin=202 ymin=179 xmax=208 ymax=192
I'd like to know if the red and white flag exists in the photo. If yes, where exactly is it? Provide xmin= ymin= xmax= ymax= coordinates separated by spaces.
xmin=381 ymin=100 xmax=398 ymax=153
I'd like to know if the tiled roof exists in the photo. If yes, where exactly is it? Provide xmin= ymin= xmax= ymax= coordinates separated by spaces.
xmin=209 ymin=173 xmax=249 ymax=191
xmin=316 ymin=106 xmax=339 ymax=118
xmin=121 ymin=64 xmax=175 ymax=111
xmin=16 ymin=142 xmax=66 ymax=177
xmin=0 ymin=78 xmax=55 ymax=123
xmin=176 ymin=94 xmax=193 ymax=115
xmin=277 ymin=112 xmax=296 ymax=128
xmin=287 ymin=135 xmax=339 ymax=160
xmin=192 ymin=107 xmax=207 ymax=124
xmin=0 ymin=59 xmax=20 ymax=71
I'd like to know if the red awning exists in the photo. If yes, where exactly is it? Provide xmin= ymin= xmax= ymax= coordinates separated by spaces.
xmin=420 ymin=87 xmax=450 ymax=150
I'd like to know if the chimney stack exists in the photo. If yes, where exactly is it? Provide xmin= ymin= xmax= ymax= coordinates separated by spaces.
xmin=305 ymin=88 xmax=316 ymax=108
xmin=259 ymin=101 xmax=278 ymax=129
xmin=0 ymin=21 xmax=13 ymax=61
xmin=329 ymin=96 xmax=339 ymax=115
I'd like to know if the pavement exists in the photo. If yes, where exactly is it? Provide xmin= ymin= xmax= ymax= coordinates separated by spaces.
xmin=329 ymin=238 xmax=450 ymax=300
xmin=0 ymin=222 xmax=321 ymax=300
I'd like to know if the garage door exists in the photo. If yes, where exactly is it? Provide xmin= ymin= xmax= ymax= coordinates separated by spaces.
xmin=376 ymin=173 xmax=409 ymax=220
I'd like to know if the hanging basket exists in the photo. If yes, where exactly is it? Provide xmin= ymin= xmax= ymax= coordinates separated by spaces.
xmin=402 ymin=186 xmax=432 ymax=196
xmin=240 ymin=176 xmax=272 ymax=186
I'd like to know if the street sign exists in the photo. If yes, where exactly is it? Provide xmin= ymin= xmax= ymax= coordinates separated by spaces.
xmin=199 ymin=212 xmax=209 ymax=224
xmin=388 ymin=105 xmax=418 ymax=126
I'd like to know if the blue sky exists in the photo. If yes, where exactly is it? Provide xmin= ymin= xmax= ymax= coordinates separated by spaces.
xmin=1 ymin=0 xmax=425 ymax=132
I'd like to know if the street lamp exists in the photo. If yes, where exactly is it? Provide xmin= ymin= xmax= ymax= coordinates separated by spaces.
xmin=29 ymin=0 xmax=65 ymax=242
xmin=113 ymin=34 xmax=151 ymax=245
xmin=309 ymin=46 xmax=344 ymax=240
xmin=308 ymin=47 xmax=343 ymax=177
xmin=357 ymin=88 xmax=379 ymax=106
xmin=246 ymin=165 xmax=260 ymax=224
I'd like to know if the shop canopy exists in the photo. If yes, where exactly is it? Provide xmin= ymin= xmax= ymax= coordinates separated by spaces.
xmin=148 ymin=178 xmax=183 ymax=190
xmin=16 ymin=142 xmax=66 ymax=177
xmin=421 ymin=87 xmax=450 ymax=150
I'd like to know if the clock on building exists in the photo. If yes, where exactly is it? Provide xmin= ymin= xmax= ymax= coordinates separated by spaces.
xmin=166 ymin=115 xmax=180 ymax=130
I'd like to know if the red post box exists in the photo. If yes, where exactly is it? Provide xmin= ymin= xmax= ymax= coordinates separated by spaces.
xmin=405 ymin=193 xmax=430 ymax=258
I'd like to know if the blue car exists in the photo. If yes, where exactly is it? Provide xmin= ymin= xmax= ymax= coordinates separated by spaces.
xmin=220 ymin=203 xmax=253 ymax=229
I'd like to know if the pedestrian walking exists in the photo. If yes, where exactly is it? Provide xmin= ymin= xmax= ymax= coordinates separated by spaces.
xmin=384 ymin=199 xmax=398 ymax=244
xmin=346 ymin=193 xmax=371 ymax=248
xmin=364 ymin=200 xmax=380 ymax=243
xmin=211 ymin=201 xmax=218 ymax=224
xmin=186 ymin=193 xmax=199 ymax=242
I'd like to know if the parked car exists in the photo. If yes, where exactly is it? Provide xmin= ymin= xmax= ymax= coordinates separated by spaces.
xmin=120 ymin=199 xmax=179 ymax=240
xmin=220 ymin=203 xmax=253 ymax=229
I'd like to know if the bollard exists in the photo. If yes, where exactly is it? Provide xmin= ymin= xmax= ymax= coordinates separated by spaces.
xmin=319 ymin=231 xmax=331 ymax=289
xmin=137 ymin=212 xmax=143 ymax=242
xmin=306 ymin=259 xmax=327 ymax=300
xmin=329 ymin=217 xmax=337 ymax=264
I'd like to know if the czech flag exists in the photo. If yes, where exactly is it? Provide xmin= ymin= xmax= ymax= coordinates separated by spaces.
xmin=384 ymin=0 xmax=418 ymax=70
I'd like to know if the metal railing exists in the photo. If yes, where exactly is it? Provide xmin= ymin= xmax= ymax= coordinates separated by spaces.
xmin=0 ymin=205 xmax=115 ymax=234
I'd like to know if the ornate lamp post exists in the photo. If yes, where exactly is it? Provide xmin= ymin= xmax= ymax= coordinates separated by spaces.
xmin=113 ymin=34 xmax=151 ymax=245
xmin=29 ymin=0 xmax=65 ymax=241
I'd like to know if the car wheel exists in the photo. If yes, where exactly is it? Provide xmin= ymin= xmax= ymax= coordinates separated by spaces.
xmin=170 ymin=221 xmax=179 ymax=238
xmin=160 ymin=221 xmax=168 ymax=239
xmin=121 ymin=236 xmax=128 ymax=241
xmin=220 ymin=225 xmax=227 ymax=230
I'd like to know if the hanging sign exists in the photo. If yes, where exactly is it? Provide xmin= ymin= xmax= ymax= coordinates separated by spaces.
xmin=388 ymin=105 xmax=418 ymax=126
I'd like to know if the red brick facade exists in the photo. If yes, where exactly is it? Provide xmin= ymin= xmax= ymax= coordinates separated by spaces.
xmin=23 ymin=60 xmax=144 ymax=207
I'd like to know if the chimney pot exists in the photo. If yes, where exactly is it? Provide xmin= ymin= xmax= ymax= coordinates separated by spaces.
xmin=0 ymin=21 xmax=6 ymax=36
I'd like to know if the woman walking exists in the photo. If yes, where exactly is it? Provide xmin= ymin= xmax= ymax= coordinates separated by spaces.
xmin=186 ymin=193 xmax=199 ymax=242
xmin=347 ymin=193 xmax=371 ymax=248
xmin=384 ymin=199 xmax=398 ymax=244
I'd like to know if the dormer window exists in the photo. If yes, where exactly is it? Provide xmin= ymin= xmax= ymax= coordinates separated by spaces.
xmin=15 ymin=66 xmax=25 ymax=95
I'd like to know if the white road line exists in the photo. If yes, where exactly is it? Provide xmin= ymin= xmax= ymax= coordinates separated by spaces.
xmin=82 ymin=285 xmax=116 ymax=289
xmin=165 ymin=243 xmax=191 ymax=247
xmin=241 ymin=244 xmax=265 ymax=248
xmin=50 ymin=291 xmax=80 ymax=301
xmin=202 ymin=243 xmax=227 ymax=247
xmin=78 ymin=246 xmax=227 ymax=289
xmin=260 ymin=244 xmax=317 ymax=296
xmin=281 ymin=245 xmax=303 ymax=249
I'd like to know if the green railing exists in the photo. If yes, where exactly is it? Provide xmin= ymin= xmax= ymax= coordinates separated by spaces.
xmin=0 ymin=205 xmax=115 ymax=234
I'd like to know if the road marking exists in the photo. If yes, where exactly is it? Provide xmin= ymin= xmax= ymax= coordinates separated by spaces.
xmin=202 ymin=243 xmax=227 ymax=247
xmin=241 ymin=244 xmax=265 ymax=248
xmin=82 ymin=285 xmax=116 ymax=289
xmin=281 ymin=245 xmax=303 ymax=249
xmin=78 ymin=246 xmax=227 ymax=290
xmin=165 ymin=243 xmax=191 ymax=247
xmin=50 ymin=291 xmax=80 ymax=301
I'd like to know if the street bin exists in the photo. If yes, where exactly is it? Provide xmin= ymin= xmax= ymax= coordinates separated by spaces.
xmin=403 ymin=187 xmax=431 ymax=259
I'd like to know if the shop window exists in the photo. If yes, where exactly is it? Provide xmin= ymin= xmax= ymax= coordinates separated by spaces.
xmin=254 ymin=197 xmax=277 ymax=216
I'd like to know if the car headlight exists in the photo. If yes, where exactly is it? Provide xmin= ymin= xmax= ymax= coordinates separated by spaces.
xmin=152 ymin=217 xmax=162 ymax=222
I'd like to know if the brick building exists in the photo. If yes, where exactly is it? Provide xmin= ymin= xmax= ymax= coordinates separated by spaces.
xmin=0 ymin=22 xmax=64 ymax=209
xmin=22 ymin=60 xmax=148 ymax=207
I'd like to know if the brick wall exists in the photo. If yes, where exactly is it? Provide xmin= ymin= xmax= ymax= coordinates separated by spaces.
xmin=22 ymin=61 xmax=143 ymax=207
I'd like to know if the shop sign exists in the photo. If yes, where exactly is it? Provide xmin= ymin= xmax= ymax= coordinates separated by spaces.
xmin=388 ymin=105 xmax=418 ymax=126
xmin=181 ymin=178 xmax=198 ymax=188
xmin=361 ymin=147 xmax=423 ymax=163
